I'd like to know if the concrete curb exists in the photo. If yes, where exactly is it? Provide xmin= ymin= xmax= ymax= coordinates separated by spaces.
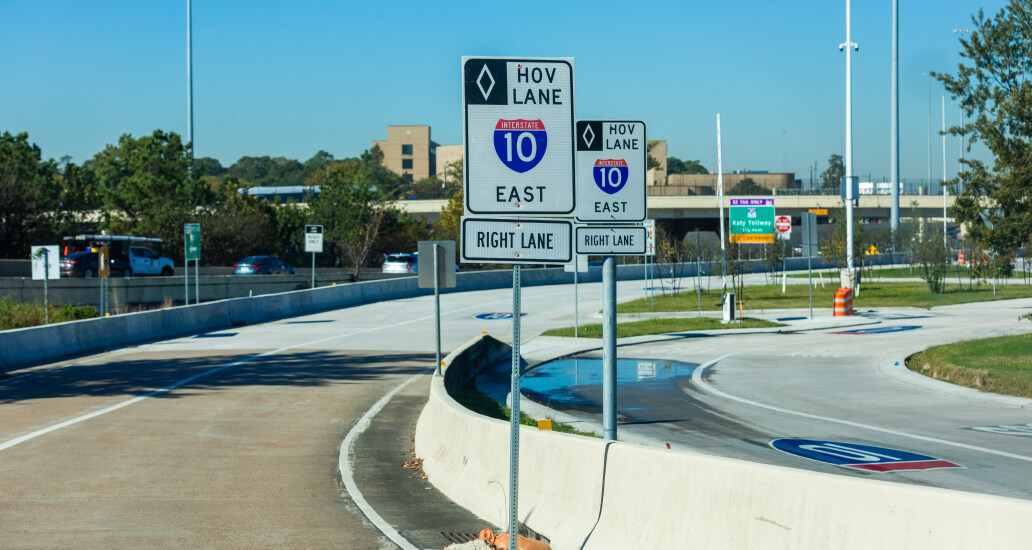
xmin=415 ymin=335 xmax=1032 ymax=550
xmin=878 ymin=357 xmax=1032 ymax=410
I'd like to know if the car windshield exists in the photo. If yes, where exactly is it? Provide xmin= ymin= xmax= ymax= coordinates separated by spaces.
xmin=240 ymin=256 xmax=265 ymax=263
xmin=386 ymin=254 xmax=416 ymax=263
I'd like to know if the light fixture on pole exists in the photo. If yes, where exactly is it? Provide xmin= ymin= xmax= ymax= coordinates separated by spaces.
xmin=840 ymin=0 xmax=858 ymax=285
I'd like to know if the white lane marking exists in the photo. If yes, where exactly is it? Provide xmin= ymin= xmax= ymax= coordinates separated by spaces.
xmin=691 ymin=354 xmax=1032 ymax=464
xmin=338 ymin=372 xmax=426 ymax=550
xmin=0 ymin=296 xmax=503 ymax=453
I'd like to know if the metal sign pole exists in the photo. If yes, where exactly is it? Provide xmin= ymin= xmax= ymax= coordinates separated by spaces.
xmin=194 ymin=259 xmax=199 ymax=304
xmin=696 ymin=229 xmax=702 ymax=318
xmin=311 ymin=251 xmax=316 ymax=289
xmin=43 ymin=249 xmax=50 ymax=325
xmin=434 ymin=243 xmax=442 ymax=376
xmin=508 ymin=264 xmax=522 ymax=549
xmin=184 ymin=237 xmax=189 ymax=306
xmin=573 ymin=266 xmax=579 ymax=338
xmin=602 ymin=256 xmax=617 ymax=441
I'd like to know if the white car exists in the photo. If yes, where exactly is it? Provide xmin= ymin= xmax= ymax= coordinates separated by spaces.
xmin=128 ymin=246 xmax=175 ymax=276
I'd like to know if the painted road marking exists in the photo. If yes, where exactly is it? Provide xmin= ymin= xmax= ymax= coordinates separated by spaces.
xmin=770 ymin=438 xmax=962 ymax=473
xmin=832 ymin=325 xmax=922 ymax=335
xmin=475 ymin=312 xmax=527 ymax=320
xmin=971 ymin=424 xmax=1032 ymax=436
xmin=691 ymin=354 xmax=1032 ymax=465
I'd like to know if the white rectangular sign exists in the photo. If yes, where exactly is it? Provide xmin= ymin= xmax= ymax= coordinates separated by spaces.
xmin=576 ymin=120 xmax=646 ymax=222
xmin=644 ymin=219 xmax=656 ymax=256
xmin=304 ymin=225 xmax=323 ymax=253
xmin=462 ymin=57 xmax=575 ymax=216
xmin=31 ymin=245 xmax=60 ymax=280
xmin=461 ymin=217 xmax=572 ymax=264
xmin=563 ymin=254 xmax=588 ymax=273
xmin=576 ymin=226 xmax=647 ymax=255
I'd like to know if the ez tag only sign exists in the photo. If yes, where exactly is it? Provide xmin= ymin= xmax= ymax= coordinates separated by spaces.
xmin=463 ymin=57 xmax=575 ymax=216
xmin=576 ymin=120 xmax=646 ymax=222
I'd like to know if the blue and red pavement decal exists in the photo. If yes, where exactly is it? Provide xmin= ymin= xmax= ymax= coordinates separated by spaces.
xmin=831 ymin=325 xmax=922 ymax=335
xmin=475 ymin=313 xmax=528 ymax=320
xmin=770 ymin=438 xmax=962 ymax=473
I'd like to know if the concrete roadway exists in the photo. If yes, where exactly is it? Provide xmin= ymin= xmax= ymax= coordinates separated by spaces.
xmin=0 ymin=276 xmax=650 ymax=548
xmin=514 ymin=297 xmax=1032 ymax=500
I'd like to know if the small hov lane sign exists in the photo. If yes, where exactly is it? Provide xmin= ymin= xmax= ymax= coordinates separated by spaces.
xmin=304 ymin=225 xmax=323 ymax=253
xmin=576 ymin=120 xmax=646 ymax=222
xmin=461 ymin=217 xmax=572 ymax=264
xmin=770 ymin=439 xmax=962 ymax=473
xmin=463 ymin=57 xmax=575 ymax=215
xmin=576 ymin=226 xmax=646 ymax=255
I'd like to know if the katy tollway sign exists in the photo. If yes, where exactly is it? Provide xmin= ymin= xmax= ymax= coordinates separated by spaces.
xmin=462 ymin=57 xmax=575 ymax=215
xmin=576 ymin=120 xmax=646 ymax=222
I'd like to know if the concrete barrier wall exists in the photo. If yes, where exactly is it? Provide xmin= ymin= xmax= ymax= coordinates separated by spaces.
xmin=415 ymin=335 xmax=1032 ymax=550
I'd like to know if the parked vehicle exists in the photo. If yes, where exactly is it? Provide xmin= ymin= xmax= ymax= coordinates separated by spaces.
xmin=59 ymin=251 xmax=133 ymax=278
xmin=232 ymin=256 xmax=296 ymax=275
xmin=382 ymin=253 xmax=418 ymax=273
xmin=63 ymin=234 xmax=175 ymax=276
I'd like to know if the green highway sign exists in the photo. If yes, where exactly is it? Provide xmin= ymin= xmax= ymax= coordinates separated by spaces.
xmin=185 ymin=223 xmax=201 ymax=261
xmin=729 ymin=198 xmax=775 ymax=243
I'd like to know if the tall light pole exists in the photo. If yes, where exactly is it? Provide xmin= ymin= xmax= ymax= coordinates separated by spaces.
xmin=923 ymin=72 xmax=933 ymax=193
xmin=840 ymin=0 xmax=858 ymax=282
xmin=890 ymin=0 xmax=900 ymax=246
xmin=942 ymin=96 xmax=948 ymax=244
xmin=187 ymin=0 xmax=194 ymax=157
xmin=954 ymin=28 xmax=970 ymax=194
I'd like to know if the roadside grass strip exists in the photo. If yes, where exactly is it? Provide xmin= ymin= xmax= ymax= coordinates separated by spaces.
xmin=618 ymin=283 xmax=1032 ymax=313
xmin=452 ymin=388 xmax=598 ymax=438
xmin=540 ymin=317 xmax=783 ymax=338
xmin=908 ymin=332 xmax=1032 ymax=399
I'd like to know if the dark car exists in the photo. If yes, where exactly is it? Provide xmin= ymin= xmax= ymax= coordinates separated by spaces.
xmin=232 ymin=255 xmax=296 ymax=275
xmin=59 ymin=251 xmax=133 ymax=278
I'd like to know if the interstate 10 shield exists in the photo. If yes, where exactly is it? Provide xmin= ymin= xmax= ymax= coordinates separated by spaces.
xmin=576 ymin=120 xmax=646 ymax=222
xmin=463 ymin=57 xmax=575 ymax=216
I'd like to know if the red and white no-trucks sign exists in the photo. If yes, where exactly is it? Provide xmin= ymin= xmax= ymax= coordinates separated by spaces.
xmin=775 ymin=215 xmax=792 ymax=233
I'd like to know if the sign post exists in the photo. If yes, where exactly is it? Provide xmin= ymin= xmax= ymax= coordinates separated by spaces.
xmin=98 ymin=245 xmax=110 ymax=316
xmin=418 ymin=240 xmax=456 ymax=376
xmin=775 ymin=215 xmax=792 ymax=293
xmin=31 ymin=246 xmax=59 ymax=324
xmin=802 ymin=212 xmax=818 ymax=319
xmin=304 ymin=225 xmax=324 ymax=289
xmin=184 ymin=223 xmax=201 ymax=305
xmin=644 ymin=219 xmax=656 ymax=309
xmin=563 ymin=255 xmax=588 ymax=337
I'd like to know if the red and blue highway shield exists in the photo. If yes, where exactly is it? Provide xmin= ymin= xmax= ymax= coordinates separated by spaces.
xmin=593 ymin=159 xmax=629 ymax=195
xmin=494 ymin=119 xmax=547 ymax=173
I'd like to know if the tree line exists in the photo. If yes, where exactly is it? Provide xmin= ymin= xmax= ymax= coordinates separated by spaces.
xmin=0 ymin=129 xmax=457 ymax=276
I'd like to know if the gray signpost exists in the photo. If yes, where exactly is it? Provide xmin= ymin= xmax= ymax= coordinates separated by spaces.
xmin=184 ymin=223 xmax=201 ymax=305
xmin=418 ymin=240 xmax=456 ymax=376
xmin=802 ymin=212 xmax=818 ymax=319
xmin=31 ymin=246 xmax=59 ymax=324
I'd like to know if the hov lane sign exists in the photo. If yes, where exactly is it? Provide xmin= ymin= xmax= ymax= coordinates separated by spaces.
xmin=461 ymin=217 xmax=572 ymax=264
xmin=304 ymin=225 xmax=323 ymax=253
xmin=576 ymin=226 xmax=647 ymax=255
xmin=576 ymin=120 xmax=646 ymax=222
xmin=463 ymin=57 xmax=575 ymax=216
xmin=770 ymin=439 xmax=962 ymax=473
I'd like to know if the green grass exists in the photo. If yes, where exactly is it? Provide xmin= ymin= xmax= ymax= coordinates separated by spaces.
xmin=0 ymin=295 xmax=97 ymax=331
xmin=617 ymin=282 xmax=1032 ymax=312
xmin=451 ymin=387 xmax=599 ymax=437
xmin=907 ymin=332 xmax=1032 ymax=398
xmin=540 ymin=316 xmax=783 ymax=338
xmin=792 ymin=266 xmax=1031 ymax=280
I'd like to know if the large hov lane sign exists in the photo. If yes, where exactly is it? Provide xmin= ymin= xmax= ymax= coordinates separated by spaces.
xmin=463 ymin=57 xmax=574 ymax=215
xmin=461 ymin=217 xmax=572 ymax=264
xmin=576 ymin=120 xmax=646 ymax=222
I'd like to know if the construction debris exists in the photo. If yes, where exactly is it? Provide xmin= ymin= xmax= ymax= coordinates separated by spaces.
xmin=444 ymin=540 xmax=493 ymax=550
xmin=478 ymin=528 xmax=551 ymax=550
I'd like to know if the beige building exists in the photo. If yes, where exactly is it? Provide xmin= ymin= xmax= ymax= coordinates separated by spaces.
xmin=435 ymin=144 xmax=463 ymax=184
xmin=372 ymin=125 xmax=438 ymax=181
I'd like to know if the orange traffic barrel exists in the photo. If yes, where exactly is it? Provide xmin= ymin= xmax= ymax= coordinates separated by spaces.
xmin=833 ymin=287 xmax=853 ymax=316
xmin=958 ymin=250 xmax=965 ymax=266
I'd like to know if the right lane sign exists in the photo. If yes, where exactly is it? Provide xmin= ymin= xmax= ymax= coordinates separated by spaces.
xmin=462 ymin=57 xmax=575 ymax=216
xmin=576 ymin=120 xmax=646 ymax=222
xmin=576 ymin=225 xmax=647 ymax=255
xmin=461 ymin=217 xmax=572 ymax=264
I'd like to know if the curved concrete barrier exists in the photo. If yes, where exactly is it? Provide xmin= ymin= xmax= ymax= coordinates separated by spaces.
xmin=415 ymin=335 xmax=1032 ymax=550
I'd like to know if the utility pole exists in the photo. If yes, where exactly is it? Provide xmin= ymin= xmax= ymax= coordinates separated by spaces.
xmin=942 ymin=95 xmax=948 ymax=245
xmin=186 ymin=0 xmax=194 ymax=165
xmin=890 ymin=0 xmax=900 ymax=247
xmin=840 ymin=0 xmax=859 ymax=284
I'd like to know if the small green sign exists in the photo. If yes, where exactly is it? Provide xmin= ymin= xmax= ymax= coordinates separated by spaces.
xmin=729 ymin=198 xmax=775 ymax=243
xmin=185 ymin=223 xmax=201 ymax=261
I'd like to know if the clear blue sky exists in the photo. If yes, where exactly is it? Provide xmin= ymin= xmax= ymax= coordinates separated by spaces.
xmin=1 ymin=0 xmax=1006 ymax=185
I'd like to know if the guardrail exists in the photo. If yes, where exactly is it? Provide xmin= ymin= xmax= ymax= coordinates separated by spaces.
xmin=415 ymin=334 xmax=1032 ymax=550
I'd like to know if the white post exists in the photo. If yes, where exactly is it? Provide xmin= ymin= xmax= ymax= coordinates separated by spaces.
xmin=186 ymin=0 xmax=194 ymax=152
xmin=841 ymin=0 xmax=858 ymax=285
xmin=891 ymin=0 xmax=900 ymax=245
xmin=942 ymin=95 xmax=948 ymax=245
xmin=717 ymin=114 xmax=726 ymax=294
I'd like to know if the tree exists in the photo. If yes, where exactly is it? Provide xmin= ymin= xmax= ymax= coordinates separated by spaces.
xmin=0 ymin=131 xmax=62 ymax=256
xmin=646 ymin=141 xmax=663 ymax=171
xmin=821 ymin=154 xmax=844 ymax=192
xmin=195 ymin=176 xmax=282 ymax=266
xmin=728 ymin=177 xmax=768 ymax=195
xmin=667 ymin=156 xmax=708 ymax=175
xmin=193 ymin=157 xmax=226 ymax=177
xmin=912 ymin=224 xmax=952 ymax=293
xmin=818 ymin=207 xmax=871 ymax=270
xmin=935 ymin=1 xmax=1032 ymax=277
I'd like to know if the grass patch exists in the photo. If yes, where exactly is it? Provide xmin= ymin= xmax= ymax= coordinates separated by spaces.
xmin=907 ymin=332 xmax=1032 ymax=399
xmin=0 ymin=295 xmax=97 ymax=331
xmin=792 ymin=266 xmax=1030 ymax=280
xmin=452 ymin=387 xmax=599 ymax=437
xmin=617 ymin=283 xmax=1032 ymax=313
xmin=540 ymin=316 xmax=783 ymax=338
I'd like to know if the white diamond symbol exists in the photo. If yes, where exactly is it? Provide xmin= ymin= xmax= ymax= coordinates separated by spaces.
xmin=582 ymin=124 xmax=595 ymax=148
xmin=476 ymin=64 xmax=495 ymax=101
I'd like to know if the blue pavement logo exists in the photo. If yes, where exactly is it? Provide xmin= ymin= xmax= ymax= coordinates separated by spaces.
xmin=770 ymin=438 xmax=961 ymax=473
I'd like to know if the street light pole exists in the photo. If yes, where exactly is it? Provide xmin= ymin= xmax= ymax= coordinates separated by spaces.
xmin=840 ymin=0 xmax=858 ymax=282
xmin=942 ymin=95 xmax=948 ymax=244
xmin=186 ymin=0 xmax=194 ymax=153
xmin=890 ymin=0 xmax=900 ymax=246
